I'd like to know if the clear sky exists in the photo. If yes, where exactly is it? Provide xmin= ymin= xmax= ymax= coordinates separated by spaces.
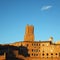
xmin=0 ymin=0 xmax=60 ymax=44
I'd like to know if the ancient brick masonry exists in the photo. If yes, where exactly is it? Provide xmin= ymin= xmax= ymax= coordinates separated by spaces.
xmin=0 ymin=25 xmax=60 ymax=60
xmin=24 ymin=25 xmax=34 ymax=41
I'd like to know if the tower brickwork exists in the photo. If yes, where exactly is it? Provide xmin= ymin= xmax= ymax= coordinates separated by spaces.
xmin=24 ymin=25 xmax=34 ymax=41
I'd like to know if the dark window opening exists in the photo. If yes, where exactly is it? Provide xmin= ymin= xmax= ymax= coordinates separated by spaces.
xmin=56 ymin=53 xmax=57 ymax=55
xmin=51 ymin=53 xmax=53 ymax=55
xmin=34 ymin=54 xmax=35 ymax=56
xmin=32 ymin=49 xmax=33 ymax=52
xmin=42 ymin=44 xmax=44 ymax=46
xmin=39 ymin=44 xmax=40 ymax=46
xmin=26 ymin=44 xmax=28 ymax=47
xmin=59 ymin=53 xmax=60 ymax=56
xmin=47 ymin=53 xmax=48 ymax=56
xmin=32 ymin=44 xmax=33 ymax=46
xmin=43 ymin=51 xmax=44 ymax=52
xmin=37 ymin=44 xmax=38 ymax=46
xmin=39 ymin=50 xmax=40 ymax=52
xmin=32 ymin=54 xmax=33 ymax=56
xmin=42 ymin=53 xmax=44 ymax=56
xmin=36 ymin=54 xmax=38 ymax=56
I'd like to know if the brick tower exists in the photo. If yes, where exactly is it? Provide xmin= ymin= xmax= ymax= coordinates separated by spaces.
xmin=24 ymin=24 xmax=34 ymax=41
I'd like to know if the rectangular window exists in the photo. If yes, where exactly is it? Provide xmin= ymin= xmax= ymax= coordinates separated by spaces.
xmin=59 ymin=53 xmax=60 ymax=56
xmin=26 ymin=44 xmax=28 ymax=46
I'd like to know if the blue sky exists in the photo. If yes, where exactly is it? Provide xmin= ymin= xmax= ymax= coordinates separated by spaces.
xmin=0 ymin=0 xmax=60 ymax=44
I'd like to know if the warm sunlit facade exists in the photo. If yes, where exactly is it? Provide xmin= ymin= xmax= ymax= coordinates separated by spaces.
xmin=0 ymin=25 xmax=60 ymax=60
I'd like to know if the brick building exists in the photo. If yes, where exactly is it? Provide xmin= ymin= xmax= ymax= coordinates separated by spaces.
xmin=0 ymin=25 xmax=60 ymax=60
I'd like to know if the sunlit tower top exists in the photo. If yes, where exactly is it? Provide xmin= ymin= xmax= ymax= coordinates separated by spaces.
xmin=24 ymin=24 xmax=34 ymax=41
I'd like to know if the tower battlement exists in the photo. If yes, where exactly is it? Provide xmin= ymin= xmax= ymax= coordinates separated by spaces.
xmin=24 ymin=24 xmax=34 ymax=41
